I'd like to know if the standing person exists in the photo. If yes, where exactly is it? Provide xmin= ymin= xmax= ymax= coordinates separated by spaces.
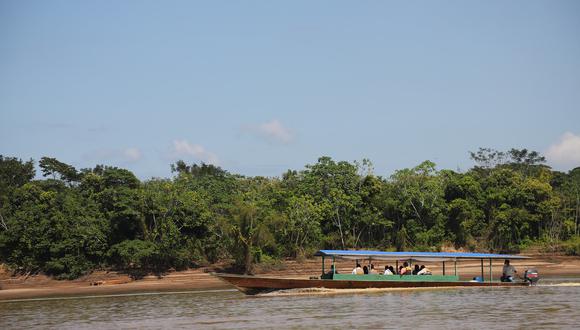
xmin=501 ymin=260 xmax=518 ymax=282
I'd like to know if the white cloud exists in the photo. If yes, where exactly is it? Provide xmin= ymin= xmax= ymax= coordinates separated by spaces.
xmin=123 ymin=148 xmax=142 ymax=162
xmin=243 ymin=119 xmax=294 ymax=144
xmin=546 ymin=132 xmax=580 ymax=168
xmin=171 ymin=140 xmax=219 ymax=165
xmin=260 ymin=120 xmax=293 ymax=143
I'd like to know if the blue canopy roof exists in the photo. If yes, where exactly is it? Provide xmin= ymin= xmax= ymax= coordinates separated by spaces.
xmin=314 ymin=250 xmax=529 ymax=260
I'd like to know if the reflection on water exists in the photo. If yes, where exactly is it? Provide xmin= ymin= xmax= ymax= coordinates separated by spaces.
xmin=1 ymin=280 xmax=580 ymax=329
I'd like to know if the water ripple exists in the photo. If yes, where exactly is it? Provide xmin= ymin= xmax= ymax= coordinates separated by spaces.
xmin=1 ymin=280 xmax=579 ymax=329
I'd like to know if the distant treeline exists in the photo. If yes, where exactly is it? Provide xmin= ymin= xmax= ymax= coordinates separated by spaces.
xmin=0 ymin=148 xmax=579 ymax=279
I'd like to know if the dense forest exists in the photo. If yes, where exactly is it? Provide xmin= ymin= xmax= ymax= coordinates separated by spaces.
xmin=0 ymin=148 xmax=579 ymax=279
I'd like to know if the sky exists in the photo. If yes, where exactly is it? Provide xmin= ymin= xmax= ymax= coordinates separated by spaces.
xmin=1 ymin=0 xmax=579 ymax=179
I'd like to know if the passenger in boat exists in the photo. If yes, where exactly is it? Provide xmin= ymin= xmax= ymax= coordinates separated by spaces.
xmin=369 ymin=264 xmax=378 ymax=274
xmin=352 ymin=263 xmax=364 ymax=275
xmin=389 ymin=266 xmax=395 ymax=274
xmin=501 ymin=259 xmax=518 ymax=282
xmin=384 ymin=265 xmax=393 ymax=275
xmin=398 ymin=265 xmax=404 ymax=275
xmin=400 ymin=262 xmax=412 ymax=275
xmin=412 ymin=264 xmax=420 ymax=275
xmin=363 ymin=265 xmax=369 ymax=274
xmin=325 ymin=265 xmax=338 ymax=276
xmin=417 ymin=265 xmax=432 ymax=275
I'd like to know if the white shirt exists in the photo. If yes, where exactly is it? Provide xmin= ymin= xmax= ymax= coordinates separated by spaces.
xmin=384 ymin=269 xmax=393 ymax=275
xmin=503 ymin=264 xmax=516 ymax=277
xmin=417 ymin=268 xmax=431 ymax=275
xmin=352 ymin=267 xmax=363 ymax=275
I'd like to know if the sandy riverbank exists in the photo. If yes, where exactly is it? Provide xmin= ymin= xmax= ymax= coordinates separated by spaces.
xmin=1 ymin=255 xmax=579 ymax=301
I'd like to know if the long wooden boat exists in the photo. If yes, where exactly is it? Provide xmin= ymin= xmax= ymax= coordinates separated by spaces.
xmin=215 ymin=250 xmax=535 ymax=295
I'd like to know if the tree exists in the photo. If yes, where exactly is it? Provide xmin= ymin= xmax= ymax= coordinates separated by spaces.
xmin=0 ymin=155 xmax=35 ymax=192
xmin=390 ymin=161 xmax=447 ymax=249
xmin=0 ymin=180 xmax=108 ymax=279
xmin=278 ymin=195 xmax=322 ymax=257
xmin=0 ymin=156 xmax=35 ymax=231
xmin=0 ymin=148 xmax=574 ymax=278
xmin=506 ymin=148 xmax=546 ymax=166
xmin=139 ymin=178 xmax=216 ymax=268
xmin=551 ymin=167 xmax=580 ymax=238
xmin=469 ymin=148 xmax=507 ymax=169
xmin=171 ymin=160 xmax=228 ymax=177
xmin=92 ymin=167 xmax=142 ymax=244
xmin=298 ymin=157 xmax=362 ymax=248
xmin=229 ymin=198 xmax=275 ymax=274
xmin=39 ymin=157 xmax=80 ymax=183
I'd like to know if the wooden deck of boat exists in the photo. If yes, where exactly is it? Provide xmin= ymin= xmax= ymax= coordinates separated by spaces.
xmin=214 ymin=273 xmax=529 ymax=295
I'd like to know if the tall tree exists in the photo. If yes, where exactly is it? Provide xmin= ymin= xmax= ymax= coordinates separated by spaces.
xmin=0 ymin=156 xmax=35 ymax=231
xmin=39 ymin=157 xmax=80 ymax=184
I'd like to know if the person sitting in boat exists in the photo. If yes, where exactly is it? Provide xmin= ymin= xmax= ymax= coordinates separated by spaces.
xmin=325 ymin=265 xmax=338 ymax=277
xmin=352 ymin=263 xmax=364 ymax=275
xmin=401 ymin=262 xmax=413 ymax=275
xmin=417 ymin=265 xmax=432 ymax=275
xmin=501 ymin=260 xmax=518 ymax=282
xmin=412 ymin=264 xmax=420 ymax=275
xmin=384 ymin=265 xmax=394 ymax=275
xmin=363 ymin=265 xmax=369 ymax=274
xmin=400 ymin=262 xmax=412 ymax=275
xmin=369 ymin=264 xmax=378 ymax=274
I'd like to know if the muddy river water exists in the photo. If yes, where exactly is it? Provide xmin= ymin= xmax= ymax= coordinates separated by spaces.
xmin=1 ymin=277 xmax=579 ymax=329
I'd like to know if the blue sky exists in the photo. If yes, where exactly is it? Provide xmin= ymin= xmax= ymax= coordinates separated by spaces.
xmin=1 ymin=0 xmax=579 ymax=179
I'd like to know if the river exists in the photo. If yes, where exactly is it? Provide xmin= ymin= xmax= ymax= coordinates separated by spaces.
xmin=1 ymin=278 xmax=579 ymax=329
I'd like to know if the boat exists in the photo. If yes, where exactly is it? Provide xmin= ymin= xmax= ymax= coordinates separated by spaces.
xmin=214 ymin=250 xmax=538 ymax=295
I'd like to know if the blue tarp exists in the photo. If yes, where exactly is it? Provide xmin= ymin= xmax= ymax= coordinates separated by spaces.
xmin=314 ymin=250 xmax=529 ymax=260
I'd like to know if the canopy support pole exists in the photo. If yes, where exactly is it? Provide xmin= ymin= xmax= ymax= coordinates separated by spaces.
xmin=322 ymin=256 xmax=325 ymax=275
xmin=489 ymin=259 xmax=492 ymax=284
xmin=454 ymin=259 xmax=457 ymax=276
xmin=396 ymin=260 xmax=399 ymax=273
xmin=443 ymin=261 xmax=446 ymax=275
xmin=332 ymin=256 xmax=335 ymax=274
xmin=481 ymin=259 xmax=484 ymax=281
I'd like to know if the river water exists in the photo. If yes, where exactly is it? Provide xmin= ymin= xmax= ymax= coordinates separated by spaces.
xmin=1 ymin=278 xmax=580 ymax=329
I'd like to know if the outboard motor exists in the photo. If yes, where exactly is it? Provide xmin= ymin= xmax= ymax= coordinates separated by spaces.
xmin=524 ymin=268 xmax=540 ymax=285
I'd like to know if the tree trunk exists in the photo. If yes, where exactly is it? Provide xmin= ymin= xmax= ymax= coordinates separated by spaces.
xmin=574 ymin=190 xmax=580 ymax=236
xmin=244 ymin=243 xmax=253 ymax=275
xmin=335 ymin=208 xmax=345 ymax=249
xmin=0 ymin=212 xmax=7 ymax=231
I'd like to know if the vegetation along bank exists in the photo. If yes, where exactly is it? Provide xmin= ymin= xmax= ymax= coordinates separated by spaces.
xmin=0 ymin=148 xmax=578 ymax=280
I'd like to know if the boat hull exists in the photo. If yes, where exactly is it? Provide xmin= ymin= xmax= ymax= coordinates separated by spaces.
xmin=214 ymin=273 xmax=529 ymax=295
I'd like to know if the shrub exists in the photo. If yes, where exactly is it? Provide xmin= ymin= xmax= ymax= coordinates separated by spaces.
xmin=108 ymin=240 xmax=158 ymax=269
xmin=564 ymin=237 xmax=580 ymax=256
